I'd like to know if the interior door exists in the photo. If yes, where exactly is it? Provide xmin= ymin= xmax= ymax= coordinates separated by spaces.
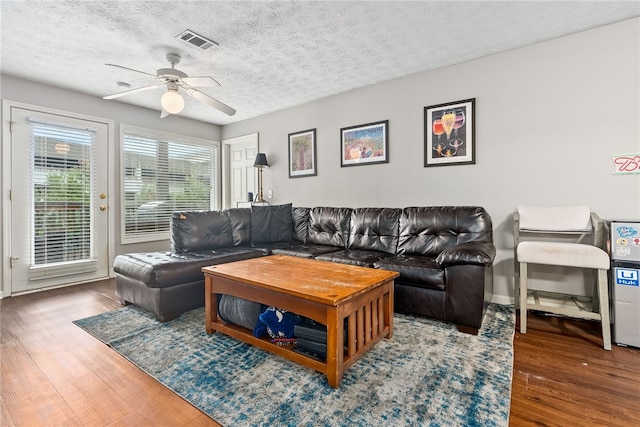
xmin=8 ymin=106 xmax=110 ymax=294
xmin=224 ymin=133 xmax=258 ymax=208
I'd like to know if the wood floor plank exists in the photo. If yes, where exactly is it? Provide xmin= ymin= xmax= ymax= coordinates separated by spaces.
xmin=2 ymin=279 xmax=639 ymax=426
xmin=1 ymin=346 xmax=77 ymax=426
xmin=105 ymin=411 xmax=155 ymax=427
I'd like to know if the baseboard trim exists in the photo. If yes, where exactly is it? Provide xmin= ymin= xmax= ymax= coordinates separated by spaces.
xmin=492 ymin=294 xmax=514 ymax=306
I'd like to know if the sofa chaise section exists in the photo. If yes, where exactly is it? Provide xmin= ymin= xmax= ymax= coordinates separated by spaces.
xmin=114 ymin=210 xmax=264 ymax=321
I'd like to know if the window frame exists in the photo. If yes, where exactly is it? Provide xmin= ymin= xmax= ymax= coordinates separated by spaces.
xmin=119 ymin=125 xmax=220 ymax=244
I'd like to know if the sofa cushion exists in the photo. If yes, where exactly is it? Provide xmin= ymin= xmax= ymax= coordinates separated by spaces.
xmin=251 ymin=204 xmax=294 ymax=243
xmin=292 ymin=207 xmax=310 ymax=243
xmin=374 ymin=255 xmax=446 ymax=291
xmin=307 ymin=207 xmax=352 ymax=247
xmin=171 ymin=210 xmax=233 ymax=253
xmin=348 ymin=207 xmax=401 ymax=254
xmin=316 ymin=249 xmax=393 ymax=267
xmin=227 ymin=208 xmax=252 ymax=246
xmin=249 ymin=241 xmax=302 ymax=255
xmin=397 ymin=206 xmax=493 ymax=257
xmin=271 ymin=244 xmax=343 ymax=258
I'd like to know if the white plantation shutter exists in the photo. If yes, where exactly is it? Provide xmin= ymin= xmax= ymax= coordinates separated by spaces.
xmin=28 ymin=119 xmax=97 ymax=278
xmin=122 ymin=126 xmax=217 ymax=243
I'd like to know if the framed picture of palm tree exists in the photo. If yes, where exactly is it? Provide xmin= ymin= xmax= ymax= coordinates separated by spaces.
xmin=288 ymin=128 xmax=317 ymax=178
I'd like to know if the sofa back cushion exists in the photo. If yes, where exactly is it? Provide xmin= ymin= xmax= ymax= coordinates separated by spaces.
xmin=250 ymin=204 xmax=294 ymax=243
xmin=398 ymin=206 xmax=493 ymax=256
xmin=227 ymin=208 xmax=252 ymax=246
xmin=292 ymin=207 xmax=310 ymax=243
xmin=307 ymin=207 xmax=352 ymax=247
xmin=171 ymin=210 xmax=233 ymax=253
xmin=348 ymin=208 xmax=401 ymax=254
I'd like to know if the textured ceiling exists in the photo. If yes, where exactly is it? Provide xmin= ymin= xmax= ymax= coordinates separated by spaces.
xmin=1 ymin=1 xmax=638 ymax=125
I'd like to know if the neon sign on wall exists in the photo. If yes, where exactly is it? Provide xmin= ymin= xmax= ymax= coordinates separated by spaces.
xmin=612 ymin=154 xmax=640 ymax=174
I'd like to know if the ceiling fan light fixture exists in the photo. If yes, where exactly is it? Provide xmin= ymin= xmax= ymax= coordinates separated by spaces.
xmin=161 ymin=89 xmax=184 ymax=114
xmin=103 ymin=55 xmax=235 ymax=116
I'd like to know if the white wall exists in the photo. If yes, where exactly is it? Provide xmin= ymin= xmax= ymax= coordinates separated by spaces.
xmin=222 ymin=18 xmax=640 ymax=303
xmin=0 ymin=75 xmax=222 ymax=259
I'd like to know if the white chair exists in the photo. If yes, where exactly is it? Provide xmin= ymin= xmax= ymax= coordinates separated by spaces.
xmin=514 ymin=205 xmax=611 ymax=350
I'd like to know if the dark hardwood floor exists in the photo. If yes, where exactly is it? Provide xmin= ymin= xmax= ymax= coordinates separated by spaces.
xmin=1 ymin=279 xmax=219 ymax=427
xmin=511 ymin=311 xmax=640 ymax=426
xmin=1 ymin=279 xmax=638 ymax=426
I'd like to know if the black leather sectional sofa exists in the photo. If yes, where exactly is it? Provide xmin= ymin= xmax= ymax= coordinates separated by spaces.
xmin=114 ymin=204 xmax=496 ymax=333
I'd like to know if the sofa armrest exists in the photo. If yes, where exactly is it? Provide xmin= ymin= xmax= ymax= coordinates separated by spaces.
xmin=435 ymin=242 xmax=496 ymax=268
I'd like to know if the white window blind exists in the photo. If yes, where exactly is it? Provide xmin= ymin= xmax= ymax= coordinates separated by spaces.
xmin=28 ymin=119 xmax=96 ymax=273
xmin=122 ymin=126 xmax=217 ymax=243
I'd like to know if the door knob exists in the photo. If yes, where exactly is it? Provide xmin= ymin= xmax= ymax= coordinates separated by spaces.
xmin=100 ymin=193 xmax=107 ymax=199
xmin=100 ymin=205 xmax=107 ymax=211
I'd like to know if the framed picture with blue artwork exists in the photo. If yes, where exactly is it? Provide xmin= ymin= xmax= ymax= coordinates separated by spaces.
xmin=340 ymin=120 xmax=389 ymax=167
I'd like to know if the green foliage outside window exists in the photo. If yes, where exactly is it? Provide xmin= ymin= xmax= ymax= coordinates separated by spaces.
xmin=34 ymin=165 xmax=91 ymax=263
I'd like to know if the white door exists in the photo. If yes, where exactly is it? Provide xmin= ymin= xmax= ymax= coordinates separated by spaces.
xmin=8 ymin=106 xmax=110 ymax=294
xmin=223 ymin=133 xmax=258 ymax=208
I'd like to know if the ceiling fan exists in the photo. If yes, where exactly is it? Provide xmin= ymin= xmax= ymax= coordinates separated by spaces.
xmin=102 ymin=53 xmax=236 ymax=117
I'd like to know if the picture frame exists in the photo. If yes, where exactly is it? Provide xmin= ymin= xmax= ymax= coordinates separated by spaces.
xmin=288 ymin=128 xmax=317 ymax=178
xmin=424 ymin=98 xmax=475 ymax=167
xmin=340 ymin=120 xmax=389 ymax=167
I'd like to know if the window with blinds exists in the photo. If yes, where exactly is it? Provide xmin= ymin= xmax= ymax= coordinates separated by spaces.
xmin=122 ymin=126 xmax=217 ymax=243
xmin=29 ymin=119 xmax=96 ymax=269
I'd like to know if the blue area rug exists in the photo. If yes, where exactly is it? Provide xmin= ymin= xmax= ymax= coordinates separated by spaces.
xmin=74 ymin=304 xmax=514 ymax=426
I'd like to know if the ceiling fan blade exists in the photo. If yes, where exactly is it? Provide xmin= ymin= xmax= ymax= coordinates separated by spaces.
xmin=102 ymin=84 xmax=163 ymax=100
xmin=105 ymin=63 xmax=157 ymax=78
xmin=181 ymin=76 xmax=221 ymax=87
xmin=184 ymin=88 xmax=236 ymax=116
xmin=160 ymin=109 xmax=170 ymax=118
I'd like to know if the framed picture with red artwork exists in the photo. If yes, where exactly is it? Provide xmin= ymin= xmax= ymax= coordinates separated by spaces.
xmin=425 ymin=98 xmax=475 ymax=167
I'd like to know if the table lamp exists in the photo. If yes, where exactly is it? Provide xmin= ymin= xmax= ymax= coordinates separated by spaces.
xmin=254 ymin=153 xmax=269 ymax=203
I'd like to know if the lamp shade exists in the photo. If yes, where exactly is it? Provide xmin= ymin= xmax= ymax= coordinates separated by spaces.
xmin=161 ymin=90 xmax=185 ymax=114
xmin=254 ymin=153 xmax=269 ymax=168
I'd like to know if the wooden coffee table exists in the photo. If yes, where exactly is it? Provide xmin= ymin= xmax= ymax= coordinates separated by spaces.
xmin=202 ymin=254 xmax=399 ymax=388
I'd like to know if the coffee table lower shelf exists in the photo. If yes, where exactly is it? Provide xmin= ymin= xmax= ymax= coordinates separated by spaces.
xmin=207 ymin=319 xmax=329 ymax=374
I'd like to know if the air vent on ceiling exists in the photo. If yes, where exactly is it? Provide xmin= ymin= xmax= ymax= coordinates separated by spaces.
xmin=176 ymin=29 xmax=219 ymax=51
